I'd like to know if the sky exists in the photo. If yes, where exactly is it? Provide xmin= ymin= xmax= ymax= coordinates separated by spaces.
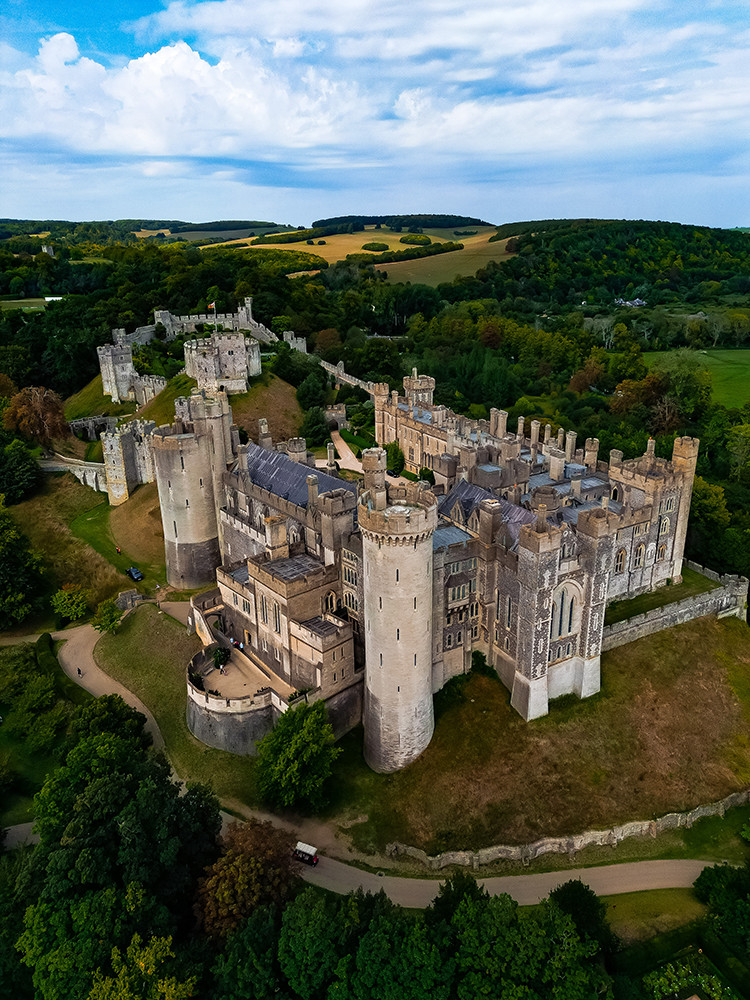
xmin=2 ymin=0 xmax=750 ymax=227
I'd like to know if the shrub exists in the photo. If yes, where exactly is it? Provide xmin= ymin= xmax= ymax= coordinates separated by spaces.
xmin=399 ymin=233 xmax=432 ymax=246
xmin=361 ymin=242 xmax=389 ymax=252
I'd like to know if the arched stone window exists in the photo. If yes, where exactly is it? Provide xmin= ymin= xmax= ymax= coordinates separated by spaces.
xmin=634 ymin=544 xmax=645 ymax=569
xmin=611 ymin=485 xmax=620 ymax=503
xmin=325 ymin=591 xmax=336 ymax=612
xmin=615 ymin=549 xmax=626 ymax=573
xmin=657 ymin=544 xmax=666 ymax=561
xmin=659 ymin=516 xmax=670 ymax=536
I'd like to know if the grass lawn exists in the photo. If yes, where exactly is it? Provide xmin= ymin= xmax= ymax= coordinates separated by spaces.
xmin=604 ymin=567 xmax=719 ymax=625
xmin=70 ymin=481 xmax=167 ymax=591
xmin=64 ymin=374 xmax=137 ymax=420
xmin=600 ymin=889 xmax=707 ymax=946
xmin=133 ymin=373 xmax=197 ymax=426
xmin=94 ymin=604 xmax=258 ymax=808
xmin=322 ymin=615 xmax=750 ymax=855
xmin=645 ymin=349 xmax=750 ymax=409
xmin=0 ymin=298 xmax=47 ymax=311
xmin=227 ymin=373 xmax=303 ymax=444
xmin=7 ymin=474 xmax=124 ymax=620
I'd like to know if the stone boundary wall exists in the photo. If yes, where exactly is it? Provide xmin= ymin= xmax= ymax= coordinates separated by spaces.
xmin=386 ymin=789 xmax=750 ymax=870
xmin=601 ymin=563 xmax=748 ymax=652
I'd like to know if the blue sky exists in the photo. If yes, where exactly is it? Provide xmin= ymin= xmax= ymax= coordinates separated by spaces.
xmin=2 ymin=0 xmax=750 ymax=226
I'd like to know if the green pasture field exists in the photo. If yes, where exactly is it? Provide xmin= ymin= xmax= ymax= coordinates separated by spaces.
xmin=645 ymin=349 xmax=750 ymax=408
xmin=0 ymin=298 xmax=46 ymax=311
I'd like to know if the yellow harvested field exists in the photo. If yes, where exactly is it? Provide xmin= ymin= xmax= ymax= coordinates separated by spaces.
xmin=204 ymin=225 xmax=515 ymax=286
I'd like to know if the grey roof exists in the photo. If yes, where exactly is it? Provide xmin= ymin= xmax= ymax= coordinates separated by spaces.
xmin=230 ymin=564 xmax=250 ymax=584
xmin=438 ymin=479 xmax=535 ymax=548
xmin=433 ymin=524 xmax=473 ymax=550
xmin=260 ymin=553 xmax=325 ymax=582
xmin=477 ymin=463 xmax=499 ymax=473
xmin=239 ymin=443 xmax=356 ymax=508
xmin=299 ymin=616 xmax=340 ymax=637
xmin=397 ymin=402 xmax=434 ymax=425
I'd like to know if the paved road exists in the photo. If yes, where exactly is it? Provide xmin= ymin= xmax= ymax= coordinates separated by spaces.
xmin=303 ymin=857 xmax=710 ymax=906
xmin=329 ymin=430 xmax=362 ymax=473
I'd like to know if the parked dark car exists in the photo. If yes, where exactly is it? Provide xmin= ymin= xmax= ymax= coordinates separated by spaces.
xmin=126 ymin=567 xmax=144 ymax=581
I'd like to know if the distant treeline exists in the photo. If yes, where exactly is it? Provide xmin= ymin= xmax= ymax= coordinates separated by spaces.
xmin=489 ymin=218 xmax=618 ymax=241
xmin=312 ymin=214 xmax=490 ymax=229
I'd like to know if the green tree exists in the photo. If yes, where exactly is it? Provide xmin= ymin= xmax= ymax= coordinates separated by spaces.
xmin=256 ymin=700 xmax=341 ymax=810
xmin=195 ymin=820 xmax=299 ymax=939
xmin=728 ymin=424 xmax=750 ymax=480
xmin=384 ymin=440 xmax=405 ymax=474
xmin=296 ymin=373 xmax=326 ymax=410
xmin=93 ymin=599 xmax=124 ymax=635
xmin=0 ymin=439 xmax=40 ymax=503
xmin=299 ymin=406 xmax=329 ymax=446
xmin=211 ymin=906 xmax=287 ymax=1000
xmin=650 ymin=349 xmax=712 ymax=419
xmin=88 ymin=933 xmax=197 ymax=1000
xmin=51 ymin=583 xmax=90 ymax=621
xmin=548 ymin=879 xmax=617 ymax=954
xmin=67 ymin=694 xmax=152 ymax=752
xmin=0 ymin=495 xmax=44 ymax=628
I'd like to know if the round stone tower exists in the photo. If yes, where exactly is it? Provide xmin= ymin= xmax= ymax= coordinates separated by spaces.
xmin=152 ymin=430 xmax=220 ymax=589
xmin=152 ymin=390 xmax=234 ymax=589
xmin=359 ymin=448 xmax=438 ymax=773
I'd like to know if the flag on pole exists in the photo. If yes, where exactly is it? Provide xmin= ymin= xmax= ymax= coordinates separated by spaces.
xmin=208 ymin=301 xmax=216 ymax=309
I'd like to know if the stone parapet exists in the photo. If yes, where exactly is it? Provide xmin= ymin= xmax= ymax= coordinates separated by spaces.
xmin=601 ymin=566 xmax=747 ymax=651
xmin=386 ymin=787 xmax=750 ymax=870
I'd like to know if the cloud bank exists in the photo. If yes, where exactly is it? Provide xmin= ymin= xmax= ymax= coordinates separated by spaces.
xmin=2 ymin=0 xmax=750 ymax=223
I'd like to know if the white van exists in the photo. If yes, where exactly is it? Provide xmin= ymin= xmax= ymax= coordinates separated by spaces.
xmin=293 ymin=841 xmax=319 ymax=866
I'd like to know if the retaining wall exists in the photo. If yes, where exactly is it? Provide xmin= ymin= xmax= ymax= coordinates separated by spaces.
xmin=601 ymin=563 xmax=747 ymax=651
xmin=387 ymin=788 xmax=750 ymax=870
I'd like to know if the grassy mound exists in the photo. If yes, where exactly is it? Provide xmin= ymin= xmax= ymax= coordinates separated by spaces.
xmin=325 ymin=615 xmax=750 ymax=854
xmin=64 ymin=374 xmax=137 ymax=420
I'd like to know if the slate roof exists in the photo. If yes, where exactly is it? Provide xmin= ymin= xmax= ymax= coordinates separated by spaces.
xmin=433 ymin=525 xmax=473 ymax=550
xmin=238 ymin=443 xmax=356 ymax=508
xmin=438 ymin=480 xmax=536 ymax=548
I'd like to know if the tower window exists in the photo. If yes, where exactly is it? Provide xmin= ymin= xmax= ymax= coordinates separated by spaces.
xmin=615 ymin=549 xmax=626 ymax=574
xmin=180 ymin=456 xmax=184 ymax=470
xmin=173 ymin=521 xmax=177 ymax=537
xmin=397 ymin=629 xmax=400 ymax=640
xmin=185 ymin=499 xmax=189 ymax=507
xmin=380 ymin=653 xmax=383 ymax=666
xmin=396 ymin=569 xmax=399 ymax=582
xmin=634 ymin=544 xmax=645 ymax=569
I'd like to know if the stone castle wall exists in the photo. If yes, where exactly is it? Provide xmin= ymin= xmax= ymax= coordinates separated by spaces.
xmin=601 ymin=563 xmax=747 ymax=651
xmin=387 ymin=787 xmax=750 ymax=870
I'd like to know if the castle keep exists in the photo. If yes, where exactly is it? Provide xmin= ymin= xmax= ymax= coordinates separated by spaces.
xmin=143 ymin=364 xmax=744 ymax=775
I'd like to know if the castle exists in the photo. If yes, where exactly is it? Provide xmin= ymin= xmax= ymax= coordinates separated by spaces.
xmin=130 ymin=364 xmax=743 ymax=775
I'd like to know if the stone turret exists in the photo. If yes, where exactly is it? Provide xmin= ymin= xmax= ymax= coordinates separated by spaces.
xmin=359 ymin=480 xmax=438 ymax=772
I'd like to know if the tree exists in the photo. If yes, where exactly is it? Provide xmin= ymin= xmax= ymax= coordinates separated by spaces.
xmin=3 ymin=386 xmax=68 ymax=447
xmin=93 ymin=599 xmax=124 ymax=635
xmin=195 ymin=820 xmax=299 ymax=939
xmin=0 ymin=495 xmax=44 ymax=627
xmin=548 ymin=879 xmax=617 ymax=954
xmin=296 ymin=373 xmax=326 ymax=411
xmin=256 ymin=700 xmax=342 ymax=810
xmin=299 ymin=406 xmax=329 ymax=447
xmin=210 ymin=906 xmax=286 ymax=1000
xmin=51 ymin=583 xmax=90 ymax=621
xmin=384 ymin=440 xmax=405 ymax=475
xmin=67 ymin=694 xmax=152 ymax=752
xmin=88 ymin=933 xmax=197 ymax=1000
xmin=0 ymin=439 xmax=40 ymax=503
xmin=728 ymin=424 xmax=750 ymax=480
